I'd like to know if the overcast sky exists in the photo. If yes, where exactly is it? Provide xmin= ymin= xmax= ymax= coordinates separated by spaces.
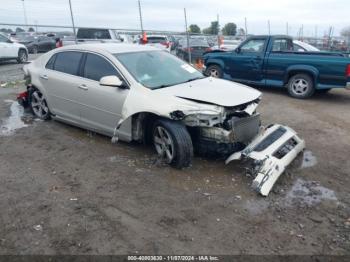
xmin=0 ymin=0 xmax=348 ymax=36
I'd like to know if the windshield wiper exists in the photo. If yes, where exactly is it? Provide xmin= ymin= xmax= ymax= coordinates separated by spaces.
xmin=182 ymin=76 xmax=206 ymax=83
xmin=152 ymin=84 xmax=174 ymax=90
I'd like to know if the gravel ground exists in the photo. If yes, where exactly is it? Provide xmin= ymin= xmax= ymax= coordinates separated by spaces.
xmin=0 ymin=59 xmax=349 ymax=255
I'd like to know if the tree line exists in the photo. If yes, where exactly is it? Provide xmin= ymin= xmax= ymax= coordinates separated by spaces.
xmin=189 ymin=21 xmax=244 ymax=36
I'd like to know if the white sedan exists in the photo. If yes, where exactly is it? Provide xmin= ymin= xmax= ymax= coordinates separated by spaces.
xmin=21 ymin=43 xmax=304 ymax=196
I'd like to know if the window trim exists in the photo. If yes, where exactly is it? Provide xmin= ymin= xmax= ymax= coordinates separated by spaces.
xmin=44 ymin=51 xmax=84 ymax=77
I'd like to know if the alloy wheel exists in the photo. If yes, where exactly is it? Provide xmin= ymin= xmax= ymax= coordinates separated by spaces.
xmin=31 ymin=90 xmax=49 ymax=119
xmin=153 ymin=126 xmax=174 ymax=163
xmin=291 ymin=78 xmax=309 ymax=95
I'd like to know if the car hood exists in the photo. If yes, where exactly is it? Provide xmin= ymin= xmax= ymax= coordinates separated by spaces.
xmin=154 ymin=77 xmax=261 ymax=107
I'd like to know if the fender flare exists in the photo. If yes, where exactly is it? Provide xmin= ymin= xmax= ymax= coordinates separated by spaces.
xmin=284 ymin=65 xmax=319 ymax=85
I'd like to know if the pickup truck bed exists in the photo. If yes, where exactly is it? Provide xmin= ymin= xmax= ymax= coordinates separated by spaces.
xmin=203 ymin=35 xmax=350 ymax=98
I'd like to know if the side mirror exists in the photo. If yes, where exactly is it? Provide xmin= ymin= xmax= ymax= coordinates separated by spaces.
xmin=100 ymin=75 xmax=128 ymax=89
xmin=7 ymin=39 xmax=13 ymax=43
xmin=235 ymin=47 xmax=241 ymax=53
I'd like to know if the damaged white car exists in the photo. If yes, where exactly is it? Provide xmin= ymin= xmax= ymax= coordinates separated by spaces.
xmin=20 ymin=43 xmax=305 ymax=196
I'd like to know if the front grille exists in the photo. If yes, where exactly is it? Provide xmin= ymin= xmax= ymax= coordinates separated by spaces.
xmin=233 ymin=114 xmax=260 ymax=144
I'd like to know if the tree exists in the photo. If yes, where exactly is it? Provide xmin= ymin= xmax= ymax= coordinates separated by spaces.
xmin=222 ymin=23 xmax=237 ymax=36
xmin=15 ymin=27 xmax=25 ymax=33
xmin=28 ymin=27 xmax=35 ymax=32
xmin=203 ymin=21 xmax=219 ymax=35
xmin=189 ymin=24 xmax=201 ymax=34
xmin=237 ymin=28 xmax=246 ymax=36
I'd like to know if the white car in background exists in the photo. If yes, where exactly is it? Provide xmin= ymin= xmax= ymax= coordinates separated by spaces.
xmin=140 ymin=35 xmax=171 ymax=52
xmin=212 ymin=39 xmax=241 ymax=51
xmin=293 ymin=40 xmax=320 ymax=52
xmin=0 ymin=32 xmax=28 ymax=63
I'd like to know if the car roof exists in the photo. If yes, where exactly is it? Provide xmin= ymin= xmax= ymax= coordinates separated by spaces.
xmin=58 ymin=43 xmax=159 ymax=54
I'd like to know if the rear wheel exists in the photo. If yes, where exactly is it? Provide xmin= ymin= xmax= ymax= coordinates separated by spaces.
xmin=205 ymin=65 xmax=223 ymax=78
xmin=152 ymin=119 xmax=193 ymax=169
xmin=29 ymin=88 xmax=51 ymax=120
xmin=287 ymin=73 xmax=315 ymax=99
xmin=32 ymin=45 xmax=38 ymax=54
xmin=17 ymin=49 xmax=28 ymax=63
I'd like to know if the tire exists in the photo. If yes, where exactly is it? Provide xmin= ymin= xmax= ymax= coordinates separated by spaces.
xmin=287 ymin=73 xmax=315 ymax=99
xmin=17 ymin=49 xmax=28 ymax=64
xmin=29 ymin=88 xmax=51 ymax=120
xmin=152 ymin=119 xmax=193 ymax=169
xmin=205 ymin=64 xmax=223 ymax=78
xmin=32 ymin=45 xmax=38 ymax=54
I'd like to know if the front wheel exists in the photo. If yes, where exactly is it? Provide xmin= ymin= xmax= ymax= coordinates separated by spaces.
xmin=152 ymin=119 xmax=193 ymax=169
xmin=17 ymin=49 xmax=28 ymax=63
xmin=205 ymin=65 xmax=223 ymax=78
xmin=287 ymin=73 xmax=315 ymax=99
xmin=29 ymin=88 xmax=51 ymax=120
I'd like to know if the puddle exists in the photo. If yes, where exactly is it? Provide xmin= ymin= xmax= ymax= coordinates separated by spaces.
xmin=301 ymin=150 xmax=317 ymax=168
xmin=284 ymin=178 xmax=337 ymax=206
xmin=0 ymin=100 xmax=29 ymax=136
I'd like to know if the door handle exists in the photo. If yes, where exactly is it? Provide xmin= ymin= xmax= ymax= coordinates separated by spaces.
xmin=78 ymin=84 xmax=88 ymax=90
xmin=40 ymin=74 xmax=48 ymax=80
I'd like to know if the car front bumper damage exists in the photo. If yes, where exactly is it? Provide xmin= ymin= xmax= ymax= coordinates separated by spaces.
xmin=226 ymin=124 xmax=305 ymax=196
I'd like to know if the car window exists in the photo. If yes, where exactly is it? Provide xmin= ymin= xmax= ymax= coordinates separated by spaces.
xmin=147 ymin=37 xmax=167 ymax=43
xmin=272 ymin=39 xmax=293 ymax=52
xmin=77 ymin=29 xmax=111 ymax=39
xmin=240 ymin=39 xmax=266 ymax=53
xmin=0 ymin=34 xmax=8 ymax=43
xmin=45 ymin=54 xmax=57 ymax=70
xmin=83 ymin=53 xmax=118 ymax=82
xmin=293 ymin=44 xmax=306 ymax=52
xmin=53 ymin=51 xmax=83 ymax=75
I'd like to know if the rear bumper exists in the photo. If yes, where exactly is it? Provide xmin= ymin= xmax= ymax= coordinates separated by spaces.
xmin=226 ymin=124 xmax=305 ymax=196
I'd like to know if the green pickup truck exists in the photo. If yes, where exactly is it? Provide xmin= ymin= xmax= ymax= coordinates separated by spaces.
xmin=203 ymin=35 xmax=350 ymax=98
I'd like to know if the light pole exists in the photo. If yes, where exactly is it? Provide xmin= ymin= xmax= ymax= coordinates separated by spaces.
xmin=138 ymin=0 xmax=144 ymax=34
xmin=68 ymin=0 xmax=77 ymax=44
xmin=21 ymin=0 xmax=28 ymax=29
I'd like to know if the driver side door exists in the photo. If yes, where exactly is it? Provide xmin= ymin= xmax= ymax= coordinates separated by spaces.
xmin=227 ymin=38 xmax=267 ymax=84
xmin=76 ymin=53 xmax=129 ymax=136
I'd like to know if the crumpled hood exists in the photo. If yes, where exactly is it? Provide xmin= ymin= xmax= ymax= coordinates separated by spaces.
xmin=154 ymin=77 xmax=261 ymax=107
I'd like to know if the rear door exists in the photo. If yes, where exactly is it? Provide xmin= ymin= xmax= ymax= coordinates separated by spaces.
xmin=44 ymin=51 xmax=83 ymax=124
xmin=76 ymin=53 xmax=129 ymax=135
xmin=227 ymin=38 xmax=267 ymax=84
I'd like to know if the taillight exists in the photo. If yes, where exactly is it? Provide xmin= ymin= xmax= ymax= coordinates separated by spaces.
xmin=161 ymin=41 xmax=170 ymax=48
xmin=346 ymin=64 xmax=350 ymax=77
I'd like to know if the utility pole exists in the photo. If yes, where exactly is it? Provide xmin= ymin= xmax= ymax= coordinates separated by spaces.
xmin=21 ymin=0 xmax=28 ymax=30
xmin=138 ymin=0 xmax=144 ymax=34
xmin=286 ymin=22 xmax=289 ymax=35
xmin=244 ymin=17 xmax=248 ymax=37
xmin=184 ymin=8 xmax=191 ymax=64
xmin=217 ymin=14 xmax=220 ymax=47
xmin=68 ymin=0 xmax=77 ymax=44
xmin=268 ymin=20 xmax=271 ymax=35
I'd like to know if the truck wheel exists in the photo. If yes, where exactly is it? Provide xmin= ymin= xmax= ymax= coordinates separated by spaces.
xmin=205 ymin=65 xmax=223 ymax=78
xmin=152 ymin=119 xmax=193 ymax=169
xmin=17 ymin=49 xmax=28 ymax=63
xmin=287 ymin=74 xmax=315 ymax=99
xmin=29 ymin=88 xmax=51 ymax=120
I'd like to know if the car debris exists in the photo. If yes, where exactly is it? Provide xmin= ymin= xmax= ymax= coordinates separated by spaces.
xmin=226 ymin=124 xmax=305 ymax=196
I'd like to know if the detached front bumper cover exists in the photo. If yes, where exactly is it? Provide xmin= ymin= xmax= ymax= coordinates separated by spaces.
xmin=226 ymin=124 xmax=305 ymax=196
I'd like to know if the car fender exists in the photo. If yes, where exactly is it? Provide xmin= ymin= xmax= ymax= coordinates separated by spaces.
xmin=284 ymin=65 xmax=319 ymax=84
xmin=205 ymin=57 xmax=225 ymax=70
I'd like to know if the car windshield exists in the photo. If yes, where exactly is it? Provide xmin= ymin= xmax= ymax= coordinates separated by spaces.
xmin=115 ymin=51 xmax=204 ymax=89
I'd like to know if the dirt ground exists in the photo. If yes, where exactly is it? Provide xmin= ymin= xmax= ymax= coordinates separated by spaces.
xmin=0 ymin=59 xmax=349 ymax=255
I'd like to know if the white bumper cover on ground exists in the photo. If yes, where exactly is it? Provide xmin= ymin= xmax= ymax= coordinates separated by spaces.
xmin=226 ymin=124 xmax=305 ymax=196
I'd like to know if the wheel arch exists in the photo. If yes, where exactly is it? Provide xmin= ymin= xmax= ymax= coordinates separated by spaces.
xmin=284 ymin=65 xmax=319 ymax=87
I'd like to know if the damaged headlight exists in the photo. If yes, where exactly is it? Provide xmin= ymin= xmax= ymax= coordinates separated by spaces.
xmin=183 ymin=113 xmax=224 ymax=127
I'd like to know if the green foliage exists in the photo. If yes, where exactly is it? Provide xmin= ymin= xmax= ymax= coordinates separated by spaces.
xmin=189 ymin=24 xmax=201 ymax=34
xmin=222 ymin=23 xmax=237 ymax=36
xmin=203 ymin=21 xmax=219 ymax=35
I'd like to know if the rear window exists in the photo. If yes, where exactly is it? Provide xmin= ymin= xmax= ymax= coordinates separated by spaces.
xmin=77 ymin=29 xmax=111 ymax=39
xmin=147 ymin=37 xmax=167 ymax=43
xmin=53 ymin=52 xmax=83 ymax=75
